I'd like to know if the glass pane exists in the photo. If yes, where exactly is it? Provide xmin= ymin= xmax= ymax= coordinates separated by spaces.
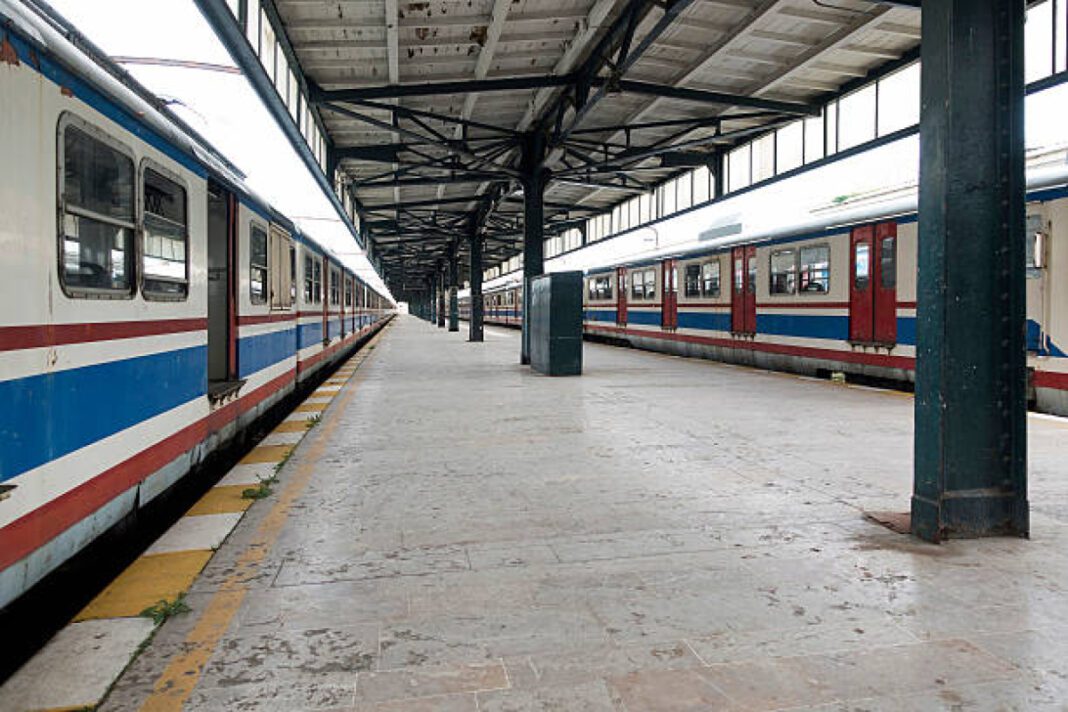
xmin=662 ymin=180 xmax=677 ymax=214
xmin=880 ymin=237 xmax=897 ymax=288
xmin=676 ymin=172 xmax=692 ymax=210
xmin=260 ymin=9 xmax=275 ymax=81
xmin=838 ymin=85 xmax=877 ymax=150
xmin=1026 ymin=0 xmax=1054 ymax=83
xmin=702 ymin=260 xmax=720 ymax=297
xmin=825 ymin=100 xmax=838 ymax=155
xmin=64 ymin=126 xmax=134 ymax=221
xmin=62 ymin=218 xmax=133 ymax=291
xmin=631 ymin=270 xmax=643 ymax=299
xmin=143 ymin=169 xmax=188 ymax=296
xmin=728 ymin=145 xmax=751 ymax=192
xmin=692 ymin=165 xmax=711 ymax=204
xmin=1057 ymin=0 xmax=1067 ymax=73
xmin=799 ymin=245 xmax=830 ymax=294
xmin=770 ymin=249 xmax=797 ymax=295
xmin=645 ymin=269 xmax=656 ymax=299
xmin=685 ymin=264 xmax=701 ymax=297
xmin=734 ymin=257 xmax=743 ymax=293
xmin=246 ymin=1 xmax=259 ymax=52
xmin=855 ymin=242 xmax=871 ymax=290
xmin=250 ymin=225 xmax=268 ymax=268
xmin=776 ymin=121 xmax=804 ymax=174
xmin=878 ymin=63 xmax=920 ymax=135
xmin=804 ymin=112 xmax=825 ymax=164
xmin=752 ymin=133 xmax=775 ymax=183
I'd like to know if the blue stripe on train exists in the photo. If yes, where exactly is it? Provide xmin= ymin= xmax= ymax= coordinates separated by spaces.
xmin=238 ymin=328 xmax=297 ymax=379
xmin=299 ymin=321 xmax=324 ymax=349
xmin=0 ymin=346 xmax=207 ymax=481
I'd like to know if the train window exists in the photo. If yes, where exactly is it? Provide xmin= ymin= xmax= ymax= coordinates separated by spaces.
xmin=313 ymin=259 xmax=322 ymax=304
xmin=747 ymin=257 xmax=757 ymax=295
xmin=770 ymin=249 xmax=798 ymax=295
xmin=587 ymin=279 xmax=597 ymax=301
xmin=602 ymin=276 xmax=613 ymax=300
xmin=141 ymin=167 xmax=188 ymax=299
xmin=702 ymin=260 xmax=721 ymax=298
xmin=880 ymin=237 xmax=897 ymax=288
xmin=345 ymin=279 xmax=353 ymax=307
xmin=303 ymin=255 xmax=314 ymax=302
xmin=249 ymin=223 xmax=268 ymax=304
xmin=1026 ymin=214 xmax=1045 ymax=277
xmin=289 ymin=244 xmax=296 ymax=302
xmin=59 ymin=121 xmax=136 ymax=297
xmin=799 ymin=245 xmax=830 ymax=294
xmin=330 ymin=269 xmax=340 ymax=305
xmin=631 ymin=270 xmax=645 ymax=299
xmin=684 ymin=265 xmax=701 ymax=297
xmin=733 ymin=257 xmax=743 ymax=294
xmin=267 ymin=227 xmax=294 ymax=309
xmin=643 ymin=268 xmax=657 ymax=299
xmin=854 ymin=242 xmax=871 ymax=290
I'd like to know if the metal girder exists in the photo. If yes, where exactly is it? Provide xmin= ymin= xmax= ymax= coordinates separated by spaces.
xmin=310 ymin=74 xmax=575 ymax=103
xmin=605 ymin=79 xmax=819 ymax=116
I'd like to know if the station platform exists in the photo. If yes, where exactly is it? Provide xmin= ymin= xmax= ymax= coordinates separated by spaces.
xmin=31 ymin=316 xmax=1068 ymax=710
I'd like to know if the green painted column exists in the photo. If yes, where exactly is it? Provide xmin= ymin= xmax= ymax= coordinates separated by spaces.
xmin=469 ymin=227 xmax=484 ymax=343
xmin=448 ymin=241 xmax=460 ymax=332
xmin=520 ymin=132 xmax=548 ymax=365
xmin=437 ymin=267 xmax=446 ymax=329
xmin=912 ymin=0 xmax=1028 ymax=542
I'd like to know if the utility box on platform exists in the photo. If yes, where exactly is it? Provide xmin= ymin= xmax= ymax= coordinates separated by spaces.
xmin=529 ymin=271 xmax=583 ymax=376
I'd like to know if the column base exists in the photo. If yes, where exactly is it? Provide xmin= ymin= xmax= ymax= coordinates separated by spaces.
xmin=910 ymin=491 xmax=1029 ymax=543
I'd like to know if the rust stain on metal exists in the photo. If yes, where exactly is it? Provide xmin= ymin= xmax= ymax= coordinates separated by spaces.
xmin=470 ymin=25 xmax=487 ymax=46
xmin=60 ymin=86 xmax=74 ymax=97
xmin=1 ymin=35 xmax=20 ymax=66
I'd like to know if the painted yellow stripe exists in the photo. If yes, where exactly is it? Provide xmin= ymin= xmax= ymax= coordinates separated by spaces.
xmin=74 ymin=550 xmax=213 ymax=621
xmin=139 ymin=327 xmax=388 ymax=712
xmin=239 ymin=444 xmax=294 ymax=464
xmin=293 ymin=401 xmax=328 ymax=413
xmin=186 ymin=486 xmax=255 ymax=516
xmin=273 ymin=420 xmax=314 ymax=433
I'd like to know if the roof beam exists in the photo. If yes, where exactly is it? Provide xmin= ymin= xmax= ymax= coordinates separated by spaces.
xmin=310 ymin=75 xmax=574 ymax=103
xmin=605 ymin=79 xmax=819 ymax=116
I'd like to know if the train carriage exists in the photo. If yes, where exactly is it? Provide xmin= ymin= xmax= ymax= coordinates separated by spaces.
xmin=0 ymin=0 xmax=392 ymax=610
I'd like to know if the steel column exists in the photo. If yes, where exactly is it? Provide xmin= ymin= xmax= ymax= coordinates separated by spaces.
xmin=912 ymin=0 xmax=1028 ymax=542
xmin=448 ymin=242 xmax=460 ymax=332
xmin=469 ymin=227 xmax=484 ymax=343
xmin=437 ymin=266 xmax=446 ymax=328
xmin=520 ymin=132 xmax=549 ymax=365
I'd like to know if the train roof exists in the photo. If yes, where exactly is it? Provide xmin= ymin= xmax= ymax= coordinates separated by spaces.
xmin=1 ymin=0 xmax=388 ymax=297
xmin=583 ymin=151 xmax=1068 ymax=275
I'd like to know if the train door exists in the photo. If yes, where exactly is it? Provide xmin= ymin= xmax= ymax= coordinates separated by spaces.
xmin=206 ymin=182 xmax=236 ymax=387
xmin=661 ymin=259 xmax=678 ymax=330
xmin=616 ymin=267 xmax=628 ymax=326
xmin=321 ymin=257 xmax=329 ymax=346
xmin=731 ymin=246 xmax=756 ymax=335
xmin=850 ymin=222 xmax=897 ymax=345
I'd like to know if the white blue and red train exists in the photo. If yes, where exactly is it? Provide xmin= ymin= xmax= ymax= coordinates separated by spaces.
xmin=464 ymin=154 xmax=1068 ymax=417
xmin=0 ymin=0 xmax=391 ymax=609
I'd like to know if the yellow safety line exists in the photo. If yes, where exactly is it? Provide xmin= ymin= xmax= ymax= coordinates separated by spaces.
xmin=138 ymin=326 xmax=388 ymax=712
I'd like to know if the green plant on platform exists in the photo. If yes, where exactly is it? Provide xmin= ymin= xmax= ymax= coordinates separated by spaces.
xmin=141 ymin=594 xmax=191 ymax=625
xmin=242 ymin=479 xmax=274 ymax=499
xmin=307 ymin=413 xmax=323 ymax=428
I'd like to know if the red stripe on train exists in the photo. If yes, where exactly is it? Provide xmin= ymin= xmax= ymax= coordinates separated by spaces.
xmin=585 ymin=324 xmax=916 ymax=370
xmin=0 ymin=318 xmax=207 ymax=352
xmin=0 ymin=369 xmax=294 ymax=571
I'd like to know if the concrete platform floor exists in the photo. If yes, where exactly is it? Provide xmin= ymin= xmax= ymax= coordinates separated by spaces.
xmin=103 ymin=315 xmax=1068 ymax=711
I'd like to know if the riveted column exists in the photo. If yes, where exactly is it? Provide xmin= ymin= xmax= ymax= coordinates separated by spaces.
xmin=448 ymin=241 xmax=460 ymax=332
xmin=520 ymin=131 xmax=549 ymax=365
xmin=912 ymin=0 xmax=1028 ymax=542
xmin=437 ymin=264 xmax=446 ymax=328
xmin=469 ymin=226 xmax=484 ymax=342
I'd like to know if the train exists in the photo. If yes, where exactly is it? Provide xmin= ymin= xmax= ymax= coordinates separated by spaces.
xmin=0 ymin=0 xmax=392 ymax=609
xmin=461 ymin=154 xmax=1068 ymax=418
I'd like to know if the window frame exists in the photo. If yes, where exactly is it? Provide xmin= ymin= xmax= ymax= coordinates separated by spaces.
xmin=769 ymin=248 xmax=799 ymax=296
xmin=684 ymin=263 xmax=701 ymax=298
xmin=139 ymin=158 xmax=190 ymax=302
xmin=56 ymin=113 xmax=138 ymax=300
xmin=249 ymin=220 xmax=269 ymax=305
xmin=797 ymin=243 xmax=831 ymax=296
xmin=701 ymin=259 xmax=722 ymax=298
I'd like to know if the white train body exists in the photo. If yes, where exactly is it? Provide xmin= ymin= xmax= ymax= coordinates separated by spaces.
xmin=0 ymin=1 xmax=390 ymax=609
